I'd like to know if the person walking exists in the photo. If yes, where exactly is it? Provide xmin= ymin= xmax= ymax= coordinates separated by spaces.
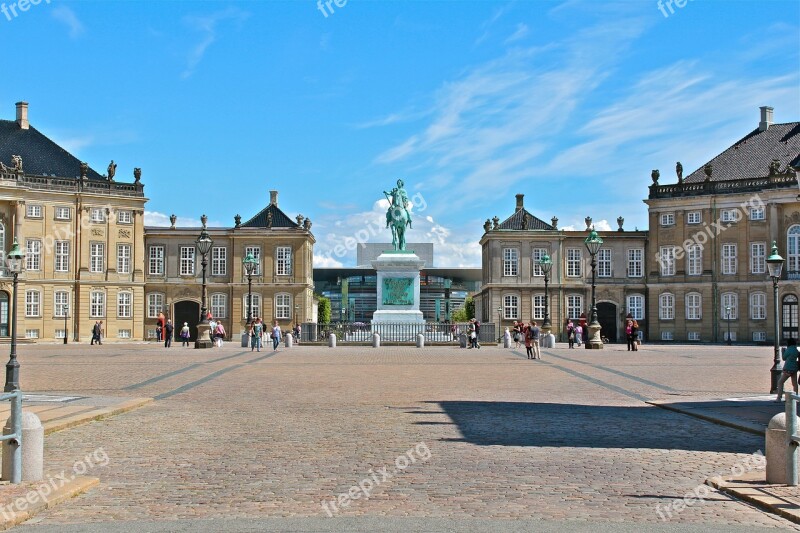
xmin=625 ymin=317 xmax=635 ymax=351
xmin=777 ymin=338 xmax=800 ymax=402
xmin=575 ymin=323 xmax=583 ymax=347
xmin=180 ymin=322 xmax=191 ymax=347
xmin=271 ymin=321 xmax=282 ymax=351
xmin=631 ymin=319 xmax=639 ymax=351
xmin=251 ymin=317 xmax=264 ymax=352
xmin=294 ymin=323 xmax=301 ymax=344
xmin=530 ymin=321 xmax=541 ymax=360
xmin=524 ymin=322 xmax=533 ymax=359
xmin=208 ymin=316 xmax=217 ymax=346
xmin=91 ymin=321 xmax=101 ymax=345
xmin=214 ymin=321 xmax=226 ymax=348
xmin=513 ymin=321 xmax=522 ymax=349
xmin=164 ymin=319 xmax=174 ymax=348
xmin=566 ymin=320 xmax=575 ymax=349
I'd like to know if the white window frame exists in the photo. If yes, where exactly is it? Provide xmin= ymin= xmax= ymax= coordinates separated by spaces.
xmin=26 ymin=239 xmax=41 ymax=271
xmin=686 ymin=292 xmax=702 ymax=320
xmin=531 ymin=248 xmax=547 ymax=277
xmin=117 ymin=210 xmax=132 ymax=224
xmin=750 ymin=292 xmax=766 ymax=320
xmin=243 ymin=294 xmax=261 ymax=319
xmin=210 ymin=293 xmax=227 ymax=319
xmin=118 ymin=329 xmax=132 ymax=339
xmin=659 ymin=246 xmax=676 ymax=276
xmin=753 ymin=331 xmax=767 ymax=342
xmin=688 ymin=331 xmax=701 ymax=341
xmin=597 ymin=248 xmax=611 ymax=278
xmin=721 ymin=209 xmax=740 ymax=223
xmin=789 ymin=226 xmax=800 ymax=274
xmin=724 ymin=331 xmax=737 ymax=342
xmin=750 ymin=242 xmax=766 ymax=274
xmin=687 ymin=244 xmax=702 ymax=276
xmin=750 ymin=206 xmax=766 ymax=221
xmin=149 ymin=246 xmax=165 ymax=276
xmin=660 ymin=213 xmax=675 ymax=226
xmin=90 ymin=291 xmax=105 ymax=318
xmin=180 ymin=246 xmax=195 ymax=276
xmin=25 ymin=290 xmax=40 ymax=317
xmin=276 ymin=246 xmax=292 ymax=276
xmin=659 ymin=293 xmax=674 ymax=320
xmin=54 ymin=240 xmax=70 ymax=272
xmin=25 ymin=204 xmax=42 ymax=218
xmin=532 ymin=294 xmax=545 ymax=320
xmin=503 ymin=248 xmax=519 ymax=277
xmin=566 ymin=248 xmax=582 ymax=277
xmin=118 ymin=292 xmax=132 ymax=319
xmin=627 ymin=294 xmax=644 ymax=321
xmin=117 ymin=244 xmax=131 ymax=274
xmin=54 ymin=291 xmax=69 ymax=318
xmin=687 ymin=211 xmax=701 ymax=224
xmin=722 ymin=243 xmax=737 ymax=275
xmin=503 ymin=294 xmax=519 ymax=320
xmin=90 ymin=243 xmax=105 ymax=273
xmin=661 ymin=331 xmax=674 ymax=341
xmin=566 ymin=295 xmax=583 ymax=320
xmin=721 ymin=292 xmax=738 ymax=320
xmin=90 ymin=208 xmax=106 ymax=223
xmin=25 ymin=330 xmax=39 ymax=339
xmin=55 ymin=206 xmax=71 ymax=220
xmin=211 ymin=247 xmax=227 ymax=276
xmin=627 ymin=249 xmax=643 ymax=278
xmin=147 ymin=293 xmax=164 ymax=319
xmin=275 ymin=293 xmax=291 ymax=319
xmin=245 ymin=246 xmax=261 ymax=276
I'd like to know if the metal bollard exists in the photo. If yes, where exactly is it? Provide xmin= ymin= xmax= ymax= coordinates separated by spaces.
xmin=788 ymin=392 xmax=799 ymax=486
xmin=372 ymin=333 xmax=380 ymax=348
xmin=328 ymin=333 xmax=337 ymax=348
xmin=0 ymin=392 xmax=22 ymax=483
xmin=459 ymin=333 xmax=467 ymax=348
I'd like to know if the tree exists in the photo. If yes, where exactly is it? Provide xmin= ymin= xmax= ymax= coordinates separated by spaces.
xmin=451 ymin=307 xmax=469 ymax=323
xmin=464 ymin=296 xmax=475 ymax=320
xmin=317 ymin=295 xmax=331 ymax=324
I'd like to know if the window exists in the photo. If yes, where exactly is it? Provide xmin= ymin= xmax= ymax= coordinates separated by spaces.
xmin=117 ymin=244 xmax=131 ymax=274
xmin=749 ymin=206 xmax=765 ymax=221
xmin=503 ymin=295 xmax=519 ymax=319
xmin=627 ymin=294 xmax=644 ymax=320
xmin=531 ymin=248 xmax=547 ymax=277
xmin=147 ymin=293 xmax=164 ymax=318
xmin=25 ymin=204 xmax=42 ymax=218
xmin=149 ymin=246 xmax=165 ymax=276
xmin=687 ymin=244 xmax=702 ymax=276
xmin=789 ymin=226 xmax=800 ymax=274
xmin=275 ymin=293 xmax=291 ymax=319
xmin=686 ymin=293 xmax=702 ymax=320
xmin=532 ymin=295 xmax=546 ymax=320
xmin=245 ymin=246 xmax=261 ymax=276
xmin=503 ymin=248 xmax=518 ymax=277
xmin=660 ymin=213 xmax=675 ymax=226
xmin=724 ymin=331 xmax=737 ymax=342
xmin=117 ymin=210 xmax=132 ymax=224
xmin=54 ymin=291 xmax=69 ymax=317
xmin=721 ymin=209 xmax=740 ymax=223
xmin=566 ymin=248 xmax=582 ymax=277
xmin=722 ymin=244 xmax=737 ymax=275
xmin=117 ymin=292 xmax=132 ymax=318
xmin=688 ymin=332 xmax=701 ymax=341
xmin=567 ymin=295 xmax=583 ymax=320
xmin=25 ymin=330 xmax=39 ymax=339
xmin=118 ymin=329 xmax=132 ymax=339
xmin=659 ymin=246 xmax=676 ymax=276
xmin=597 ymin=249 xmax=611 ymax=277
xmin=243 ymin=294 xmax=261 ymax=319
xmin=753 ymin=331 xmax=767 ymax=342
xmin=90 ymin=291 xmax=105 ymax=317
xmin=26 ymin=240 xmax=41 ymax=271
xmin=90 ymin=208 xmax=106 ymax=222
xmin=211 ymin=247 xmax=227 ymax=276
xmin=721 ymin=292 xmax=738 ymax=320
xmin=661 ymin=331 xmax=674 ymax=341
xmin=55 ymin=329 xmax=66 ymax=339
xmin=276 ymin=246 xmax=292 ymax=276
xmin=90 ymin=243 xmax=105 ymax=273
xmin=180 ymin=246 xmax=195 ymax=276
xmin=687 ymin=211 xmax=701 ymax=224
xmin=211 ymin=293 xmax=227 ymax=319
xmin=659 ymin=293 xmax=674 ymax=320
xmin=750 ymin=242 xmax=766 ymax=274
xmin=25 ymin=290 xmax=40 ymax=317
xmin=627 ymin=249 xmax=643 ymax=278
xmin=55 ymin=206 xmax=70 ymax=220
xmin=750 ymin=292 xmax=766 ymax=320
xmin=54 ymin=241 xmax=69 ymax=272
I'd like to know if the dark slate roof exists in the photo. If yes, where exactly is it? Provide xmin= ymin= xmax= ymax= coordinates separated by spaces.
xmin=0 ymin=120 xmax=103 ymax=180
xmin=684 ymin=122 xmax=800 ymax=183
xmin=499 ymin=208 xmax=554 ymax=230
xmin=241 ymin=203 xmax=299 ymax=229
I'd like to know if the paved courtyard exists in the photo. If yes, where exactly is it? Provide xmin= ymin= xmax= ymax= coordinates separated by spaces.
xmin=9 ymin=341 xmax=800 ymax=531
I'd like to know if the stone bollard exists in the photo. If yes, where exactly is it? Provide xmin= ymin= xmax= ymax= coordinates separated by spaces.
xmin=766 ymin=412 xmax=800 ymax=484
xmin=416 ymin=334 xmax=425 ymax=348
xmin=503 ymin=334 xmax=511 ymax=349
xmin=328 ymin=333 xmax=337 ymax=348
xmin=3 ymin=411 xmax=43 ymax=482
xmin=459 ymin=333 xmax=467 ymax=348
xmin=372 ymin=333 xmax=380 ymax=348
xmin=285 ymin=333 xmax=293 ymax=348
xmin=241 ymin=333 xmax=249 ymax=348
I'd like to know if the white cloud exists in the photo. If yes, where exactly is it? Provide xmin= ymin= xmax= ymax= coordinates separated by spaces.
xmin=313 ymin=254 xmax=343 ymax=268
xmin=51 ymin=6 xmax=84 ymax=38
xmin=505 ymin=23 xmax=529 ymax=44
xmin=561 ymin=219 xmax=613 ymax=232
xmin=182 ymin=7 xmax=249 ymax=79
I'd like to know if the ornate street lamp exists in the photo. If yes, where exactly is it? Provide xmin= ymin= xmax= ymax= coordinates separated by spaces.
xmin=5 ymin=239 xmax=23 ymax=392
xmin=63 ymin=303 xmax=69 ymax=345
xmin=725 ymin=305 xmax=732 ymax=346
xmin=242 ymin=252 xmax=257 ymax=326
xmin=496 ymin=305 xmax=503 ymax=342
xmin=539 ymin=253 xmax=553 ymax=331
xmin=194 ymin=222 xmax=213 ymax=348
xmin=768 ymin=241 xmax=785 ymax=393
xmin=584 ymin=228 xmax=604 ymax=349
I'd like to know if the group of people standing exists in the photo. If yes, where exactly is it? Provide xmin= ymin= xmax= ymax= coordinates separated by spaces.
xmin=565 ymin=320 xmax=583 ymax=348
xmin=247 ymin=318 xmax=287 ymax=352
xmin=510 ymin=321 xmax=541 ymax=359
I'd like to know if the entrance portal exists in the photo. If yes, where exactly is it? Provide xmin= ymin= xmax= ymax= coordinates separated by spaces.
xmin=173 ymin=300 xmax=200 ymax=341
xmin=596 ymin=302 xmax=618 ymax=343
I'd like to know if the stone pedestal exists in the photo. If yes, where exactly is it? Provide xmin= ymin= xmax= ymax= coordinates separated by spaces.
xmin=767 ymin=412 xmax=800 ymax=484
xmin=195 ymin=323 xmax=213 ymax=349
xmin=586 ymin=322 xmax=604 ymax=349
xmin=3 ymin=411 xmax=43 ymax=482
xmin=371 ymin=251 xmax=425 ymax=340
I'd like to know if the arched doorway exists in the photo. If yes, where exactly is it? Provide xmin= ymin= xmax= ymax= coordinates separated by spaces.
xmin=0 ymin=291 xmax=8 ymax=337
xmin=173 ymin=300 xmax=200 ymax=341
xmin=783 ymin=295 xmax=798 ymax=340
xmin=597 ymin=302 xmax=618 ymax=343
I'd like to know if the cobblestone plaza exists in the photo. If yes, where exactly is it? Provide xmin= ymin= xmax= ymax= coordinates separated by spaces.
xmin=10 ymin=343 xmax=800 ymax=531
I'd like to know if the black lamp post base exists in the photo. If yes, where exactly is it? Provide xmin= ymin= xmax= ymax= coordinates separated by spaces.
xmin=771 ymin=365 xmax=782 ymax=394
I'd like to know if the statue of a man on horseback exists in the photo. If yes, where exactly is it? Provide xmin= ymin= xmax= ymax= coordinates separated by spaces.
xmin=383 ymin=179 xmax=413 ymax=251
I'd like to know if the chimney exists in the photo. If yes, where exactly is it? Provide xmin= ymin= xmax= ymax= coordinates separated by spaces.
xmin=515 ymin=193 xmax=524 ymax=211
xmin=269 ymin=190 xmax=278 ymax=206
xmin=759 ymin=106 xmax=773 ymax=132
xmin=15 ymin=101 xmax=28 ymax=130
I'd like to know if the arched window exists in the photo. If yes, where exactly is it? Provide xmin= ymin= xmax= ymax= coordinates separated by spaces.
xmin=788 ymin=225 xmax=800 ymax=276
xmin=783 ymin=295 xmax=799 ymax=340
xmin=721 ymin=292 xmax=738 ymax=320
xmin=627 ymin=294 xmax=645 ymax=320
xmin=659 ymin=293 xmax=674 ymax=320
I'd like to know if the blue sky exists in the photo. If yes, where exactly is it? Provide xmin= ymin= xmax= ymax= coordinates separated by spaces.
xmin=2 ymin=0 xmax=798 ymax=267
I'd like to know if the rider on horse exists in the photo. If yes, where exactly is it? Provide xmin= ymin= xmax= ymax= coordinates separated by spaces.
xmin=383 ymin=179 xmax=413 ymax=229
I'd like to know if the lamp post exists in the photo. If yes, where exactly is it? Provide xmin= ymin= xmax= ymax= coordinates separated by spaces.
xmin=5 ymin=239 xmax=23 ymax=392
xmin=584 ymin=229 xmax=604 ymax=349
xmin=540 ymin=253 xmax=553 ymax=330
xmin=63 ymin=303 xmax=68 ymax=345
xmin=341 ymin=306 xmax=347 ymax=323
xmin=725 ymin=305 xmax=732 ymax=346
xmin=242 ymin=252 xmax=257 ymax=326
xmin=294 ymin=303 xmax=300 ymax=327
xmin=496 ymin=305 xmax=503 ymax=342
xmin=194 ymin=224 xmax=213 ymax=349
xmin=768 ymin=241 xmax=785 ymax=393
